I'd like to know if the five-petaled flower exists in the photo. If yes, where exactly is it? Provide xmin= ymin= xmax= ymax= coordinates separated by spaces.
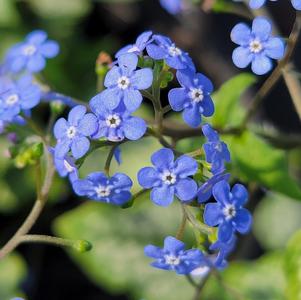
xmin=138 ymin=148 xmax=198 ymax=206
xmin=146 ymin=34 xmax=195 ymax=70
xmin=100 ymin=53 xmax=153 ymax=112
xmin=115 ymin=31 xmax=153 ymax=58
xmin=168 ymin=69 xmax=214 ymax=127
xmin=248 ymin=0 xmax=301 ymax=10
xmin=0 ymin=75 xmax=40 ymax=121
xmin=144 ymin=236 xmax=207 ymax=275
xmin=54 ymin=105 xmax=98 ymax=159
xmin=72 ymin=172 xmax=132 ymax=205
xmin=204 ymin=180 xmax=252 ymax=243
xmin=231 ymin=17 xmax=285 ymax=75
xmin=5 ymin=30 xmax=59 ymax=73
xmin=202 ymin=124 xmax=230 ymax=175
xmin=90 ymin=94 xmax=146 ymax=142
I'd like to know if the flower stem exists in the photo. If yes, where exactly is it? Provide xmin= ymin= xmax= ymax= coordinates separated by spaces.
xmin=0 ymin=148 xmax=55 ymax=259
xmin=176 ymin=205 xmax=187 ymax=240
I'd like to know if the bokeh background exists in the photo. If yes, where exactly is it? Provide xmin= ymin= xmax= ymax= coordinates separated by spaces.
xmin=1 ymin=0 xmax=301 ymax=299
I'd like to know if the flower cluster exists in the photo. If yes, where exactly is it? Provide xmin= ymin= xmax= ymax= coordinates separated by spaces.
xmin=1 ymin=28 xmax=253 ymax=279
xmin=0 ymin=30 xmax=59 ymax=128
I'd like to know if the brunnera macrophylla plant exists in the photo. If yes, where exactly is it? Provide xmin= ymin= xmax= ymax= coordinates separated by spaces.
xmin=1 ymin=0 xmax=298 ymax=294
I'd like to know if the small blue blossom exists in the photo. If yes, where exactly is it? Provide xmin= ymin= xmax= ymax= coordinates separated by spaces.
xmin=159 ymin=0 xmax=183 ymax=14
xmin=146 ymin=35 xmax=195 ymax=70
xmin=231 ymin=17 xmax=285 ymax=75
xmin=90 ymin=94 xmax=147 ymax=141
xmin=197 ymin=173 xmax=230 ymax=203
xmin=168 ymin=69 xmax=214 ymax=127
xmin=100 ymin=53 xmax=153 ymax=112
xmin=5 ymin=30 xmax=59 ymax=73
xmin=210 ymin=235 xmax=237 ymax=270
xmin=115 ymin=31 xmax=153 ymax=58
xmin=72 ymin=172 xmax=132 ymax=205
xmin=49 ymin=148 xmax=79 ymax=183
xmin=248 ymin=0 xmax=301 ymax=10
xmin=138 ymin=148 xmax=198 ymax=206
xmin=53 ymin=105 xmax=98 ymax=159
xmin=202 ymin=124 xmax=230 ymax=175
xmin=204 ymin=180 xmax=252 ymax=243
xmin=144 ymin=236 xmax=206 ymax=275
xmin=0 ymin=75 xmax=40 ymax=121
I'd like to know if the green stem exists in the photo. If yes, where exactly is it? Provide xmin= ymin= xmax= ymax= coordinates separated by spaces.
xmin=20 ymin=234 xmax=75 ymax=248
xmin=0 ymin=149 xmax=55 ymax=259
xmin=176 ymin=205 xmax=187 ymax=240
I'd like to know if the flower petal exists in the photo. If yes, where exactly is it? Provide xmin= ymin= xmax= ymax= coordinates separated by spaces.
xmin=71 ymin=136 xmax=90 ymax=159
xmin=233 ymin=208 xmax=252 ymax=234
xmin=104 ymin=66 xmax=122 ymax=87
xmin=232 ymin=184 xmax=248 ymax=207
xmin=212 ymin=180 xmax=231 ymax=205
xmin=118 ymin=53 xmax=138 ymax=72
xmin=204 ymin=203 xmax=223 ymax=226
xmin=138 ymin=167 xmax=160 ymax=188
xmin=232 ymin=47 xmax=252 ymax=68
xmin=174 ymin=155 xmax=198 ymax=177
xmin=252 ymin=17 xmax=272 ymax=41
xmin=68 ymin=105 xmax=87 ymax=125
xmin=164 ymin=236 xmax=185 ymax=253
xmin=150 ymin=185 xmax=174 ymax=206
xmin=183 ymin=105 xmax=201 ymax=128
xmin=231 ymin=23 xmax=251 ymax=46
xmin=265 ymin=37 xmax=285 ymax=60
xmin=40 ymin=41 xmax=59 ymax=58
xmin=123 ymin=88 xmax=142 ymax=112
xmin=168 ymin=88 xmax=187 ymax=111
xmin=251 ymin=54 xmax=272 ymax=75
xmin=123 ymin=116 xmax=146 ymax=140
xmin=144 ymin=245 xmax=163 ymax=259
xmin=54 ymin=118 xmax=68 ymax=139
xmin=100 ymin=88 xmax=121 ymax=110
xmin=78 ymin=113 xmax=98 ymax=136
xmin=151 ymin=148 xmax=174 ymax=169
xmin=218 ymin=221 xmax=234 ymax=242
xmin=146 ymin=44 xmax=166 ymax=60
xmin=131 ymin=68 xmax=153 ymax=90
xmin=175 ymin=178 xmax=197 ymax=201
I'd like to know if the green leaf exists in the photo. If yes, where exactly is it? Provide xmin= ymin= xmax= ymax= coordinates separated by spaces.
xmin=53 ymin=200 xmax=195 ymax=300
xmin=285 ymin=230 xmax=301 ymax=300
xmin=211 ymin=73 xmax=256 ymax=128
xmin=253 ymin=192 xmax=301 ymax=250
xmin=224 ymin=131 xmax=301 ymax=200
xmin=0 ymin=253 xmax=27 ymax=300
xmin=203 ymin=252 xmax=286 ymax=300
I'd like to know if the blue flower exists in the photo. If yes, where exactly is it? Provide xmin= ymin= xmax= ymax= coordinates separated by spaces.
xmin=146 ymin=35 xmax=195 ymax=70
xmin=90 ymin=94 xmax=147 ymax=141
xmin=204 ymin=180 xmax=252 ymax=243
xmin=249 ymin=0 xmax=301 ymax=10
xmin=210 ymin=235 xmax=237 ymax=269
xmin=197 ymin=173 xmax=230 ymax=203
xmin=100 ymin=53 xmax=153 ymax=112
xmin=202 ymin=124 xmax=230 ymax=175
xmin=115 ymin=31 xmax=153 ymax=58
xmin=114 ymin=146 xmax=122 ymax=165
xmin=5 ymin=30 xmax=59 ymax=73
xmin=53 ymin=105 xmax=98 ymax=159
xmin=0 ymin=75 xmax=40 ymax=121
xmin=49 ymin=148 xmax=79 ymax=183
xmin=144 ymin=236 xmax=206 ymax=275
xmin=72 ymin=172 xmax=132 ymax=205
xmin=168 ymin=69 xmax=214 ymax=127
xmin=159 ymin=0 xmax=183 ymax=14
xmin=231 ymin=17 xmax=285 ymax=75
xmin=138 ymin=148 xmax=198 ymax=206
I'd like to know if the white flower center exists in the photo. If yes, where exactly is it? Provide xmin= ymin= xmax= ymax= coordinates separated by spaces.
xmin=95 ymin=185 xmax=111 ymax=198
xmin=66 ymin=126 xmax=77 ymax=139
xmin=190 ymin=88 xmax=204 ymax=103
xmin=161 ymin=171 xmax=177 ymax=185
xmin=105 ymin=114 xmax=121 ymax=128
xmin=23 ymin=45 xmax=37 ymax=56
xmin=223 ymin=204 xmax=236 ymax=220
xmin=5 ymin=94 xmax=19 ymax=106
xmin=63 ymin=159 xmax=74 ymax=173
xmin=168 ymin=45 xmax=182 ymax=57
xmin=117 ymin=76 xmax=130 ymax=90
xmin=249 ymin=39 xmax=263 ymax=53
xmin=164 ymin=255 xmax=180 ymax=266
